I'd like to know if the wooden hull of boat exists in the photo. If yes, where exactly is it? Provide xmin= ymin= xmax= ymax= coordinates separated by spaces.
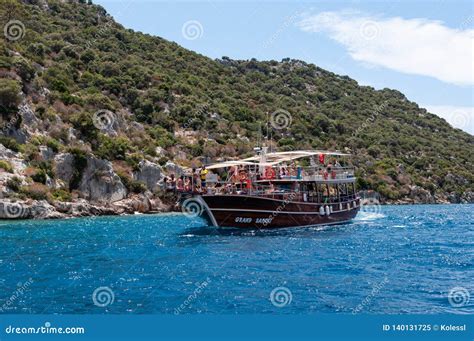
xmin=198 ymin=195 xmax=360 ymax=229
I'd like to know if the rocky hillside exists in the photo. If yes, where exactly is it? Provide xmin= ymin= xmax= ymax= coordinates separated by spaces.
xmin=0 ymin=0 xmax=473 ymax=218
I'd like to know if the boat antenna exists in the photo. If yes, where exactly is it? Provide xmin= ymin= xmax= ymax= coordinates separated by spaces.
xmin=258 ymin=121 xmax=261 ymax=149
xmin=265 ymin=111 xmax=269 ymax=146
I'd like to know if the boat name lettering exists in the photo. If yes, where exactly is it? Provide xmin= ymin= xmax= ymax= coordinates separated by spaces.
xmin=235 ymin=217 xmax=252 ymax=223
xmin=255 ymin=218 xmax=273 ymax=224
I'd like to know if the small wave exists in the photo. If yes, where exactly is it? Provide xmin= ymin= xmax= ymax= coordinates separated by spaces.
xmin=181 ymin=234 xmax=195 ymax=238
xmin=354 ymin=211 xmax=386 ymax=221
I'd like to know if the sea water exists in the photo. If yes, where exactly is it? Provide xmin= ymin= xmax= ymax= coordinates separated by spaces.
xmin=0 ymin=205 xmax=472 ymax=314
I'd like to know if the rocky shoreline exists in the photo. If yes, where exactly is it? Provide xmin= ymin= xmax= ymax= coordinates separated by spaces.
xmin=1 ymin=142 xmax=180 ymax=220
xmin=0 ymin=194 xmax=176 ymax=220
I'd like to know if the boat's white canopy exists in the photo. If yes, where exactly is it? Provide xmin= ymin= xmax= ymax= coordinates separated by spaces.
xmin=205 ymin=160 xmax=275 ymax=170
xmin=204 ymin=150 xmax=349 ymax=169
xmin=242 ymin=150 xmax=349 ymax=163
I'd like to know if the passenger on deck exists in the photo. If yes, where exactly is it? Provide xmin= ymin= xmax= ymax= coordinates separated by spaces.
xmin=289 ymin=164 xmax=297 ymax=177
xmin=200 ymin=166 xmax=208 ymax=189
xmin=184 ymin=177 xmax=191 ymax=192
xmin=192 ymin=168 xmax=199 ymax=191
xmin=327 ymin=163 xmax=337 ymax=179
xmin=176 ymin=176 xmax=184 ymax=191
xmin=297 ymin=166 xmax=303 ymax=179
xmin=230 ymin=166 xmax=239 ymax=183
xmin=264 ymin=166 xmax=276 ymax=180
xmin=265 ymin=182 xmax=275 ymax=194
xmin=165 ymin=174 xmax=176 ymax=191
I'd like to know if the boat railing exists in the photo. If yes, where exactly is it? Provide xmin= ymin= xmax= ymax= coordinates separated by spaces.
xmin=251 ymin=166 xmax=355 ymax=181
xmin=300 ymin=166 xmax=355 ymax=180
xmin=174 ymin=180 xmax=358 ymax=204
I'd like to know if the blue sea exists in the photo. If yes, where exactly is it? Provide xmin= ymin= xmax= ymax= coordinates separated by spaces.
xmin=0 ymin=205 xmax=472 ymax=315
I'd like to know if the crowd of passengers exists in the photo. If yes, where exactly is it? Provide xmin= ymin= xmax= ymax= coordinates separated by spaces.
xmin=164 ymin=159 xmax=346 ymax=194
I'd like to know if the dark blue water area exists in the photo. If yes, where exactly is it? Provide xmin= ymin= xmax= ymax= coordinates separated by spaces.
xmin=0 ymin=205 xmax=472 ymax=314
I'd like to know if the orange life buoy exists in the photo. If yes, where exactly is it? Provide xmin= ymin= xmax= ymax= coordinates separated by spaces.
xmin=265 ymin=167 xmax=276 ymax=179
xmin=245 ymin=179 xmax=252 ymax=189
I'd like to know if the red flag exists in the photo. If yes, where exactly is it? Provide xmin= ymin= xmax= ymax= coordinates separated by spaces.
xmin=319 ymin=154 xmax=325 ymax=164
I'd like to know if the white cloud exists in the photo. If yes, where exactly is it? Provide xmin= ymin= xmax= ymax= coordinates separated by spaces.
xmin=423 ymin=105 xmax=474 ymax=135
xmin=297 ymin=11 xmax=474 ymax=85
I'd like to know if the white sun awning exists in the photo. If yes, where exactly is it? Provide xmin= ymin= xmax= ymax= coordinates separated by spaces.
xmin=205 ymin=160 xmax=276 ymax=170
xmin=242 ymin=150 xmax=349 ymax=163
xmin=204 ymin=150 xmax=350 ymax=169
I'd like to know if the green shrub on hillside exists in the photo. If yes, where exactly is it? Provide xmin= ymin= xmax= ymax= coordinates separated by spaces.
xmin=0 ymin=160 xmax=14 ymax=173
xmin=0 ymin=79 xmax=21 ymax=111
xmin=96 ymin=135 xmax=130 ymax=161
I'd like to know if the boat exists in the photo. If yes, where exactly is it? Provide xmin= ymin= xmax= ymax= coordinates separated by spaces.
xmin=175 ymin=147 xmax=360 ymax=229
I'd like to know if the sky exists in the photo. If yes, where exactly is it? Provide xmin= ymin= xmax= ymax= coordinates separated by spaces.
xmin=95 ymin=0 xmax=474 ymax=135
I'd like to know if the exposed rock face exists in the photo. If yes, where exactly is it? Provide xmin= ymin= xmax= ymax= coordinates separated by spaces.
xmin=155 ymin=146 xmax=165 ymax=156
xmin=0 ymin=144 xmax=17 ymax=159
xmin=133 ymin=160 xmax=163 ymax=192
xmin=113 ymin=194 xmax=151 ymax=214
xmin=78 ymin=156 xmax=127 ymax=203
xmin=445 ymin=173 xmax=469 ymax=186
xmin=460 ymin=191 xmax=474 ymax=203
xmin=112 ymin=192 xmax=170 ymax=214
xmin=54 ymin=153 xmax=75 ymax=186
xmin=39 ymin=146 xmax=55 ymax=161
xmin=24 ymin=0 xmax=49 ymax=10
xmin=53 ymin=199 xmax=117 ymax=217
xmin=0 ymin=145 xmax=27 ymax=197
xmin=19 ymin=103 xmax=40 ymax=128
xmin=164 ymin=161 xmax=185 ymax=176
xmin=1 ymin=104 xmax=26 ymax=142
xmin=0 ymin=145 xmax=26 ymax=173
xmin=3 ymin=102 xmax=40 ymax=143
xmin=408 ymin=185 xmax=435 ymax=204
